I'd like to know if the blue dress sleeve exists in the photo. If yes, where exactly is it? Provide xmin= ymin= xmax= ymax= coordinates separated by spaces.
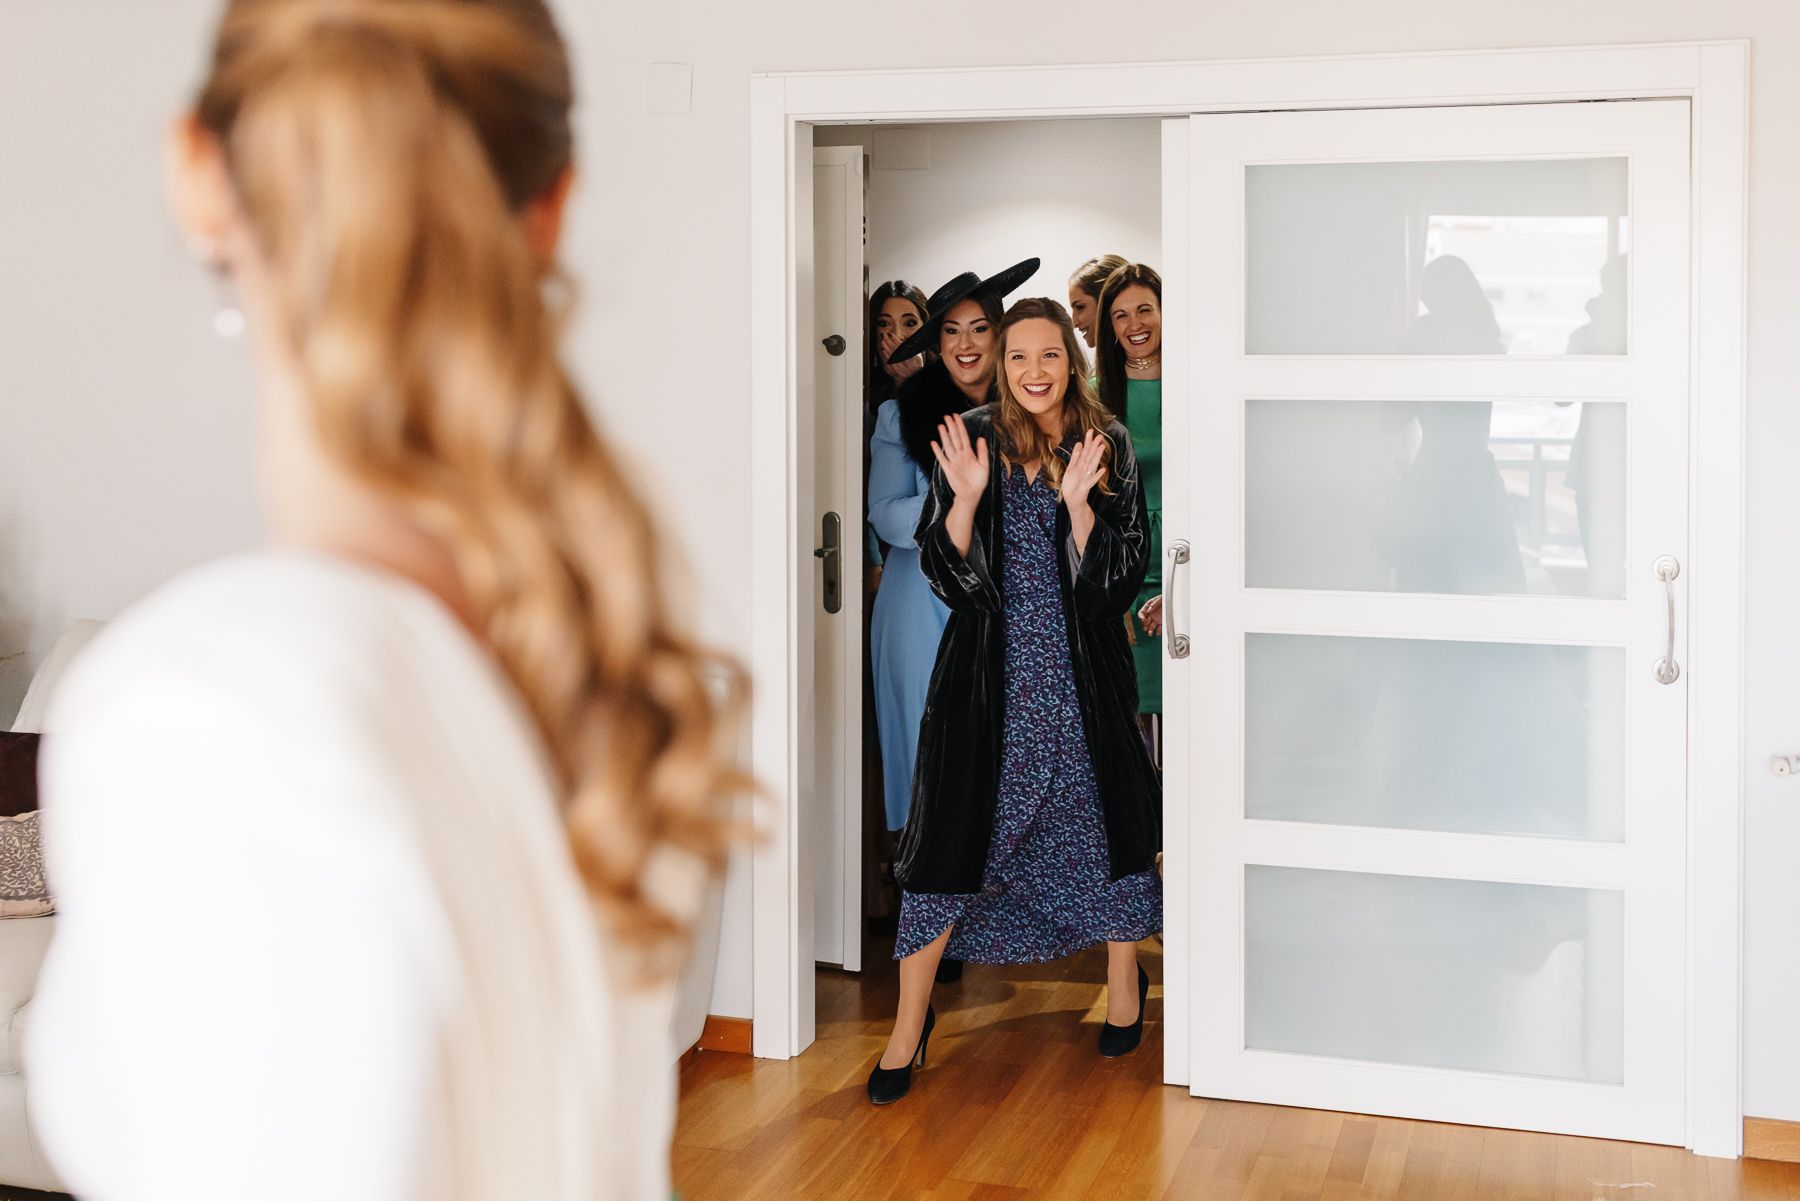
xmin=868 ymin=400 xmax=930 ymax=548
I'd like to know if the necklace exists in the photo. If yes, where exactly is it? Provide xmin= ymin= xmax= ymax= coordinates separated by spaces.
xmin=1125 ymin=353 xmax=1161 ymax=372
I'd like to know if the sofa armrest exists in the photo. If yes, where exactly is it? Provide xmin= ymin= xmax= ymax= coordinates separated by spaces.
xmin=11 ymin=621 xmax=105 ymax=735
xmin=0 ymin=918 xmax=53 ymax=1047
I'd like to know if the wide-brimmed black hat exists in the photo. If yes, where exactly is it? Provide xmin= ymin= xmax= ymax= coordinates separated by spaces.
xmin=885 ymin=257 xmax=1040 ymax=365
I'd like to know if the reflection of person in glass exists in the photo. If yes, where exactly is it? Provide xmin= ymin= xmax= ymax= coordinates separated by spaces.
xmin=1405 ymin=252 xmax=1505 ymax=354
xmin=1378 ymin=257 xmax=1590 ymax=842
xmin=1563 ymin=254 xmax=1627 ymax=558
xmin=1390 ymin=256 xmax=1525 ymax=594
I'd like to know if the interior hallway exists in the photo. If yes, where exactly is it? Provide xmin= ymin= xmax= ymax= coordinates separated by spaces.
xmin=674 ymin=940 xmax=1800 ymax=1200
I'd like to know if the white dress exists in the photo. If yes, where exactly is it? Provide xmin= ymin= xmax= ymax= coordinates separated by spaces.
xmin=27 ymin=552 xmax=678 ymax=1201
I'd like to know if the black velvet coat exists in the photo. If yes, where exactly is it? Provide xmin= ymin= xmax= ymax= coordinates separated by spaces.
xmin=893 ymin=405 xmax=1163 ymax=895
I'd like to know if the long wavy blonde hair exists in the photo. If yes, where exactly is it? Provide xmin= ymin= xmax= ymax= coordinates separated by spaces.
xmin=993 ymin=298 xmax=1117 ymax=495
xmin=194 ymin=0 xmax=749 ymax=981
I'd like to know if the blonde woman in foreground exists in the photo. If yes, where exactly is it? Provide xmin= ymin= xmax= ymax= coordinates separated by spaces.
xmin=26 ymin=2 xmax=744 ymax=1198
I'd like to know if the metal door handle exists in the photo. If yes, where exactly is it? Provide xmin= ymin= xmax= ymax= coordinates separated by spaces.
xmin=815 ymin=512 xmax=842 ymax=614
xmin=1653 ymin=555 xmax=1681 ymax=685
xmin=1167 ymin=540 xmax=1191 ymax=660
xmin=822 ymin=334 xmax=847 ymax=357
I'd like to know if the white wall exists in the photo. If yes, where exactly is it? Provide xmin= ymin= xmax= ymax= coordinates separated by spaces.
xmin=816 ymin=119 xmax=1161 ymax=322
xmin=0 ymin=3 xmax=260 ymax=715
xmin=5 ymin=0 xmax=1800 ymax=1119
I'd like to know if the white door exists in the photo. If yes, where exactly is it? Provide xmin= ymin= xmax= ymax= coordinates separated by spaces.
xmin=1165 ymin=100 xmax=1691 ymax=1143
xmin=807 ymin=147 xmax=867 ymax=971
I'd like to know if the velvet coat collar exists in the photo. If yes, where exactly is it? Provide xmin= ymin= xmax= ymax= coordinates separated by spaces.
xmin=893 ymin=405 xmax=1162 ymax=894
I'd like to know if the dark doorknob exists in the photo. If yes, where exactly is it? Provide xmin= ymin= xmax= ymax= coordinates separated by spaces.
xmin=822 ymin=334 xmax=847 ymax=357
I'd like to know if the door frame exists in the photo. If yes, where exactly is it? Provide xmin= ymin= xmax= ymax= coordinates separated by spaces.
xmin=747 ymin=40 xmax=1748 ymax=1158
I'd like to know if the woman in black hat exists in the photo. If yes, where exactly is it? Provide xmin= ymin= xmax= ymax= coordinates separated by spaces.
xmin=868 ymin=259 xmax=1038 ymax=825
xmin=867 ymin=297 xmax=1162 ymax=1106
xmin=868 ymin=260 xmax=1038 ymax=987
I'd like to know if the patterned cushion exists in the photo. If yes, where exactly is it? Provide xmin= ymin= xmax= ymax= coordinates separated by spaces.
xmin=0 ymin=813 xmax=51 ymax=919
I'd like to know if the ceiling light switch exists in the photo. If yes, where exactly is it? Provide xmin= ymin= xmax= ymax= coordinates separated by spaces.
xmin=648 ymin=63 xmax=693 ymax=115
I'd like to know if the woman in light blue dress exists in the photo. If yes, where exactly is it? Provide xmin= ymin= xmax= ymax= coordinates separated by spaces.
xmin=869 ymin=398 xmax=953 ymax=832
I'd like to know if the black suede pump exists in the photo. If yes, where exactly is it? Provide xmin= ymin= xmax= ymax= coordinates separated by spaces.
xmin=1098 ymin=965 xmax=1149 ymax=1058
xmin=867 ymin=1005 xmax=936 ymax=1105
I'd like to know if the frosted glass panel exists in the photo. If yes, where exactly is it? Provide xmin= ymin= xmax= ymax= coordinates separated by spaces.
xmin=1245 ymin=399 xmax=1625 ymax=597
xmin=1246 ymin=634 xmax=1625 ymax=840
xmin=1246 ymin=158 xmax=1628 ymax=355
xmin=1246 ymin=867 xmax=1624 ymax=1083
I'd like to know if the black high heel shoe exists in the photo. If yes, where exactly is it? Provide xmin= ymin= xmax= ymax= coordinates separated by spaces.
xmin=1098 ymin=965 xmax=1149 ymax=1058
xmin=867 ymin=1005 xmax=936 ymax=1105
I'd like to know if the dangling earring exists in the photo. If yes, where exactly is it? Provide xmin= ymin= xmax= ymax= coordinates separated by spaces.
xmin=187 ymin=234 xmax=245 ymax=340
xmin=540 ymin=266 xmax=574 ymax=319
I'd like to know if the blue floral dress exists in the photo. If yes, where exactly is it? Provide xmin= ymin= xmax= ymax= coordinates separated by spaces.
xmin=895 ymin=463 xmax=1163 ymax=964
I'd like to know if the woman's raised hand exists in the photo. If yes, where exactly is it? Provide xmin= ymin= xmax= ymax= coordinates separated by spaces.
xmin=1060 ymin=428 xmax=1109 ymax=512
xmin=880 ymin=331 xmax=924 ymax=382
xmin=1137 ymin=594 xmax=1164 ymax=636
xmin=932 ymin=412 xmax=990 ymax=503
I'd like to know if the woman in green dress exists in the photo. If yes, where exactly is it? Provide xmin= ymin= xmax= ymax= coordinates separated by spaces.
xmin=1095 ymin=264 xmax=1164 ymax=764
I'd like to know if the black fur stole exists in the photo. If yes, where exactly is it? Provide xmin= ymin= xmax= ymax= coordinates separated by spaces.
xmin=895 ymin=358 xmax=993 ymax=472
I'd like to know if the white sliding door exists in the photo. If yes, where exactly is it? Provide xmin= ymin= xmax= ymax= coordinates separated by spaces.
xmin=807 ymin=146 xmax=866 ymax=971
xmin=1166 ymin=100 xmax=1691 ymax=1143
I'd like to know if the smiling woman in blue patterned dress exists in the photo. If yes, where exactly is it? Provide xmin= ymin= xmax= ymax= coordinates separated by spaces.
xmin=866 ymin=298 xmax=1163 ymax=1106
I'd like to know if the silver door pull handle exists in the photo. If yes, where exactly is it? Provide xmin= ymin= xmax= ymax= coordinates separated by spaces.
xmin=1167 ymin=540 xmax=1191 ymax=660
xmin=1653 ymin=555 xmax=1681 ymax=685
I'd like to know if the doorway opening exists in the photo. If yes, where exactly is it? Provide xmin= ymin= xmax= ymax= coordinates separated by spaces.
xmin=801 ymin=115 xmax=1167 ymax=1056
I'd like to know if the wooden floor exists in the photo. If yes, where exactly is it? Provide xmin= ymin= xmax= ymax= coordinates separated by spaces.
xmin=674 ymin=939 xmax=1800 ymax=1201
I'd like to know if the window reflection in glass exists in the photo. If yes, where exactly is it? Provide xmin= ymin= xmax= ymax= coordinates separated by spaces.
xmin=1245 ymin=398 xmax=1625 ymax=598
xmin=1246 ymin=158 xmax=1629 ymax=356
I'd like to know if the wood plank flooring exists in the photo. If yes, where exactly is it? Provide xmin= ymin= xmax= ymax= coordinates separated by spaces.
xmin=674 ymin=940 xmax=1800 ymax=1200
